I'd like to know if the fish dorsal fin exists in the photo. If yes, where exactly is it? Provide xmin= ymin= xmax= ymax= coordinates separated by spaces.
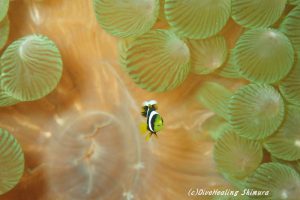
xmin=143 ymin=100 xmax=158 ymax=110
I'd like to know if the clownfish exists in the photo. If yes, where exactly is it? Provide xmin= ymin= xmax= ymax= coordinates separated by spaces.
xmin=139 ymin=100 xmax=164 ymax=141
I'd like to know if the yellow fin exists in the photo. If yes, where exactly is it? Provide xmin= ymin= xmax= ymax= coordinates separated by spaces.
xmin=145 ymin=133 xmax=152 ymax=142
xmin=139 ymin=122 xmax=148 ymax=135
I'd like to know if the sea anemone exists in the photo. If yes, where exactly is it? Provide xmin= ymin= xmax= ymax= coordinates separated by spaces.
xmin=201 ymin=114 xmax=231 ymax=141
xmin=117 ymin=38 xmax=135 ymax=72
xmin=124 ymin=29 xmax=190 ymax=92
xmin=217 ymin=50 xmax=240 ymax=79
xmin=46 ymin=112 xmax=140 ymax=200
xmin=164 ymin=0 xmax=231 ymax=39
xmin=221 ymin=173 xmax=246 ymax=191
xmin=233 ymin=28 xmax=294 ymax=84
xmin=231 ymin=0 xmax=287 ymax=28
xmin=0 ymin=88 xmax=19 ymax=107
xmin=279 ymin=58 xmax=300 ymax=106
xmin=213 ymin=131 xmax=263 ymax=179
xmin=280 ymin=5 xmax=300 ymax=55
xmin=0 ymin=34 xmax=63 ymax=101
xmin=0 ymin=128 xmax=24 ymax=195
xmin=196 ymin=82 xmax=232 ymax=120
xmin=93 ymin=0 xmax=160 ymax=38
xmin=288 ymin=0 xmax=300 ymax=5
xmin=0 ymin=17 xmax=9 ymax=50
xmin=245 ymin=162 xmax=300 ymax=199
xmin=158 ymin=0 xmax=167 ymax=23
xmin=188 ymin=35 xmax=228 ymax=75
xmin=271 ymin=155 xmax=300 ymax=173
xmin=264 ymin=105 xmax=300 ymax=161
xmin=0 ymin=0 xmax=9 ymax=23
xmin=229 ymin=84 xmax=285 ymax=140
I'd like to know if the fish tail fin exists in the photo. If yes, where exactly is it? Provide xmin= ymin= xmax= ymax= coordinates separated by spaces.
xmin=139 ymin=122 xmax=148 ymax=135
xmin=145 ymin=133 xmax=152 ymax=142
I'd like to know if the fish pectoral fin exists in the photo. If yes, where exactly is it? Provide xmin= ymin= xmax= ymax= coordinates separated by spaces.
xmin=145 ymin=133 xmax=152 ymax=142
xmin=141 ymin=106 xmax=148 ymax=117
xmin=139 ymin=122 xmax=148 ymax=135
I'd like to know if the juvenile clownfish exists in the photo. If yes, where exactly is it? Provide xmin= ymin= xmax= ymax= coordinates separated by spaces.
xmin=139 ymin=100 xmax=164 ymax=141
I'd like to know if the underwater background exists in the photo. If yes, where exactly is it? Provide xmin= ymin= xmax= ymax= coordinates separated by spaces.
xmin=0 ymin=0 xmax=300 ymax=200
